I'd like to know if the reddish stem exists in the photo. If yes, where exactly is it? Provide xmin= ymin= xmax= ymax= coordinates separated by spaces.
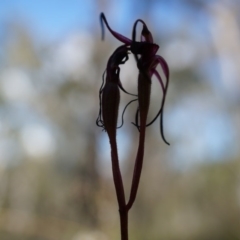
xmin=109 ymin=135 xmax=126 ymax=209
xmin=109 ymin=134 xmax=129 ymax=240
xmin=119 ymin=208 xmax=128 ymax=240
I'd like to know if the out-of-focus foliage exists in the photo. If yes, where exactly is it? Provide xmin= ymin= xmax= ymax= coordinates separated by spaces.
xmin=0 ymin=0 xmax=239 ymax=239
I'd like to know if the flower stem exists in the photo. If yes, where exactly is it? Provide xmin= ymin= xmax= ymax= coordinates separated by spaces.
xmin=119 ymin=208 xmax=128 ymax=240
xmin=109 ymin=135 xmax=129 ymax=240
xmin=109 ymin=135 xmax=126 ymax=210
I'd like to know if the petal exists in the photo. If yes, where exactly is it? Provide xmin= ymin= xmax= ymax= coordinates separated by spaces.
xmin=141 ymin=24 xmax=153 ymax=43
xmin=106 ymin=45 xmax=130 ymax=77
xmin=152 ymin=69 xmax=164 ymax=93
xmin=155 ymin=55 xmax=170 ymax=81
xmin=100 ymin=13 xmax=132 ymax=44
xmin=132 ymin=19 xmax=153 ymax=43
xmin=154 ymin=56 xmax=170 ymax=145
xmin=144 ymin=69 xmax=165 ymax=126
xmin=145 ymin=59 xmax=170 ymax=145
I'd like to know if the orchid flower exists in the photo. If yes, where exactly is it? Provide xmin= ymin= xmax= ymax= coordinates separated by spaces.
xmin=96 ymin=45 xmax=137 ymax=132
xmin=100 ymin=13 xmax=169 ymax=144
xmin=97 ymin=13 xmax=170 ymax=240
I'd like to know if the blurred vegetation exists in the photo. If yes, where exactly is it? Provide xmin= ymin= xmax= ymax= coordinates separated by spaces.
xmin=0 ymin=0 xmax=240 ymax=240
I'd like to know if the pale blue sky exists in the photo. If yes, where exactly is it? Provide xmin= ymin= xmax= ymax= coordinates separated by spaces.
xmin=0 ymin=1 xmax=95 ymax=41
xmin=0 ymin=1 xmax=186 ymax=41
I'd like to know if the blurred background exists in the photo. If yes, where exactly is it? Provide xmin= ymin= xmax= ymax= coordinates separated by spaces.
xmin=0 ymin=0 xmax=240 ymax=239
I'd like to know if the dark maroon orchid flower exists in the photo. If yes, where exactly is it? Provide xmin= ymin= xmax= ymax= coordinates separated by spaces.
xmin=96 ymin=45 xmax=137 ymax=132
xmin=97 ymin=13 xmax=170 ymax=240
xmin=100 ymin=13 xmax=169 ymax=145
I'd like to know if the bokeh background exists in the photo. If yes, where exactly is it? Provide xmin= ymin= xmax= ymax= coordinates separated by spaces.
xmin=0 ymin=0 xmax=240 ymax=239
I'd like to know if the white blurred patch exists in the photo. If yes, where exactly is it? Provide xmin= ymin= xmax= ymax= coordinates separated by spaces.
xmin=164 ymin=39 xmax=199 ymax=71
xmin=209 ymin=2 xmax=240 ymax=92
xmin=20 ymin=124 xmax=56 ymax=160
xmin=72 ymin=231 xmax=108 ymax=240
xmin=53 ymin=33 xmax=94 ymax=77
xmin=0 ymin=69 xmax=34 ymax=102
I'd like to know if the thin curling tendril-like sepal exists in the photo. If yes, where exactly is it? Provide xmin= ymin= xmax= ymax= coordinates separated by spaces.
xmin=118 ymin=98 xmax=138 ymax=129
